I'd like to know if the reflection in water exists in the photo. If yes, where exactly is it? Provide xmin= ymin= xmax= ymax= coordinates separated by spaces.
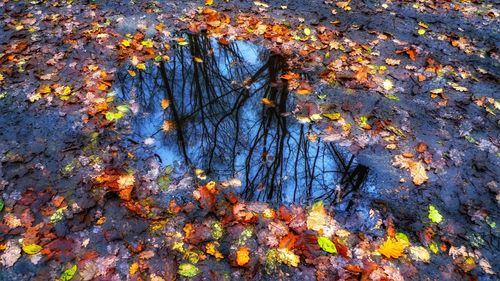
xmin=115 ymin=33 xmax=367 ymax=204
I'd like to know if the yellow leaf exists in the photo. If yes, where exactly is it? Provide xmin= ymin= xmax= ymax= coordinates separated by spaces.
xmin=206 ymin=242 xmax=224 ymax=260
xmin=236 ymin=246 xmax=250 ymax=266
xmin=38 ymin=84 xmax=52 ymax=94
xmin=277 ymin=248 xmax=300 ymax=267
xmin=136 ymin=63 xmax=146 ymax=71
xmin=128 ymin=70 xmax=136 ymax=77
xmin=261 ymin=98 xmax=275 ymax=107
xmin=205 ymin=0 xmax=214 ymax=6
xmin=306 ymin=201 xmax=326 ymax=232
xmin=193 ymin=57 xmax=203 ymax=63
xmin=121 ymin=39 xmax=130 ymax=47
xmin=254 ymin=1 xmax=269 ymax=8
xmin=129 ymin=262 xmax=139 ymax=275
xmin=141 ymin=39 xmax=154 ymax=48
xmin=378 ymin=238 xmax=406 ymax=259
xmin=22 ymin=244 xmax=42 ymax=255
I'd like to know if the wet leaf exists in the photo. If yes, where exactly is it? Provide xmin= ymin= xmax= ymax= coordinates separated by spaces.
xmin=22 ymin=244 xmax=42 ymax=255
xmin=161 ymin=99 xmax=170 ymax=109
xmin=409 ymin=246 xmax=430 ymax=263
xmin=383 ymin=79 xmax=394 ymax=91
xmin=59 ymin=264 xmax=78 ymax=281
xmin=276 ymin=248 xmax=300 ymax=267
xmin=379 ymin=238 xmax=406 ymax=259
xmin=392 ymin=155 xmax=428 ymax=185
xmin=306 ymin=200 xmax=326 ymax=232
xmin=236 ymin=246 xmax=250 ymax=266
xmin=428 ymin=205 xmax=443 ymax=223
xmin=206 ymin=242 xmax=224 ymax=260
xmin=50 ymin=207 xmax=67 ymax=223
xmin=304 ymin=27 xmax=311 ymax=36
xmin=318 ymin=236 xmax=337 ymax=254
xmin=0 ymin=199 xmax=4 ymax=212
xmin=205 ymin=0 xmax=214 ymax=6
xmin=323 ymin=112 xmax=341 ymax=121
xmin=178 ymin=263 xmax=200 ymax=277
xmin=136 ymin=63 xmax=146 ymax=71
xmin=129 ymin=262 xmax=139 ymax=275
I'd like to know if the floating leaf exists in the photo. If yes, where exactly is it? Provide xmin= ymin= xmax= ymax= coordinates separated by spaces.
xmin=378 ymin=238 xmax=406 ymax=259
xmin=105 ymin=111 xmax=125 ymax=121
xmin=136 ymin=63 xmax=146 ymax=71
xmin=236 ymin=246 xmax=250 ymax=266
xmin=318 ymin=236 xmax=337 ymax=254
xmin=0 ymin=199 xmax=4 ymax=212
xmin=178 ymin=263 xmax=200 ymax=277
xmin=22 ymin=244 xmax=42 ymax=255
xmin=161 ymin=99 xmax=170 ymax=109
xmin=59 ymin=264 xmax=78 ymax=281
xmin=428 ymin=205 xmax=443 ymax=223
xmin=304 ymin=27 xmax=311 ymax=36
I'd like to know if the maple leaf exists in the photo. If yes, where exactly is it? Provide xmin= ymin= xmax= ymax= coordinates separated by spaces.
xmin=378 ymin=238 xmax=406 ymax=259
xmin=236 ymin=246 xmax=250 ymax=266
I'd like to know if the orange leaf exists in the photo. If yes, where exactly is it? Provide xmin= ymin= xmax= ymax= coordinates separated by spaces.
xmin=236 ymin=247 xmax=250 ymax=266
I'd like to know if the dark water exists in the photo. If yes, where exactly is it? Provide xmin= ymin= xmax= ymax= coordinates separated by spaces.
xmin=114 ymin=33 xmax=367 ymax=204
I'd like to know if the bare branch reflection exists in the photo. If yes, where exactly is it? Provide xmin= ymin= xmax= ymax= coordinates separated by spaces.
xmin=115 ymin=33 xmax=368 ymax=205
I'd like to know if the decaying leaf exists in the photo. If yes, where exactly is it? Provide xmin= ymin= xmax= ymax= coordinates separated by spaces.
xmin=392 ymin=155 xmax=428 ymax=185
xmin=277 ymin=248 xmax=300 ymax=267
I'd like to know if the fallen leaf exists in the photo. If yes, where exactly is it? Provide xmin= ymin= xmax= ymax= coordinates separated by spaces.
xmin=178 ymin=263 xmax=200 ymax=277
xmin=22 ymin=244 xmax=42 ymax=255
xmin=392 ymin=155 xmax=428 ymax=185
xmin=236 ymin=246 xmax=250 ymax=266
xmin=59 ymin=264 xmax=78 ymax=281
xmin=379 ymin=238 xmax=406 ymax=259
xmin=428 ymin=205 xmax=443 ymax=223
xmin=318 ymin=236 xmax=337 ymax=254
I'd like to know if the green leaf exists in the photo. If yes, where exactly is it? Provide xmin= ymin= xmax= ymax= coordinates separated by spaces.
xmin=178 ymin=263 xmax=200 ymax=277
xmin=22 ymin=244 xmax=42 ymax=255
xmin=0 ymin=199 xmax=4 ymax=212
xmin=385 ymin=94 xmax=400 ymax=101
xmin=429 ymin=241 xmax=438 ymax=254
xmin=304 ymin=27 xmax=311 ymax=36
xmin=317 ymin=236 xmax=337 ymax=254
xmin=428 ymin=205 xmax=443 ymax=223
xmin=105 ymin=111 xmax=124 ymax=121
xmin=116 ymin=104 xmax=129 ymax=113
xmin=50 ymin=207 xmax=67 ymax=223
xmin=59 ymin=264 xmax=78 ymax=281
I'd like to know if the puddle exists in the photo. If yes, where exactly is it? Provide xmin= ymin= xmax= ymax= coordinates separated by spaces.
xmin=114 ymin=33 xmax=368 ymax=204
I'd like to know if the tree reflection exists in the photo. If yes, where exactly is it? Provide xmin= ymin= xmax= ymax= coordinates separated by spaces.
xmin=114 ymin=33 xmax=367 ymax=205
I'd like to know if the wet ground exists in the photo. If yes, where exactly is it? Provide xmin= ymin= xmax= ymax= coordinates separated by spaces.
xmin=0 ymin=0 xmax=499 ymax=280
